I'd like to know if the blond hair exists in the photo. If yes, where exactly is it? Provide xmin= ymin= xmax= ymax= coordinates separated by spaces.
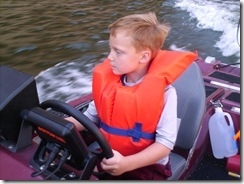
xmin=108 ymin=12 xmax=170 ymax=57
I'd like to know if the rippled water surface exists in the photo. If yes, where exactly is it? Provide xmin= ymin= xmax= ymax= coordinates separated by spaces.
xmin=1 ymin=0 xmax=166 ymax=75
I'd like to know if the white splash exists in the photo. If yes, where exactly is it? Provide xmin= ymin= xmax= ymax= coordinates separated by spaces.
xmin=174 ymin=0 xmax=240 ymax=59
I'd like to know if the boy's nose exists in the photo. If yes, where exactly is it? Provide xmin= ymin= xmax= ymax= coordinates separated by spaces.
xmin=108 ymin=52 xmax=113 ymax=61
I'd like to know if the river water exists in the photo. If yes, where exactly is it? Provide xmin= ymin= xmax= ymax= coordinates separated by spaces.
xmin=0 ymin=0 xmax=240 ymax=103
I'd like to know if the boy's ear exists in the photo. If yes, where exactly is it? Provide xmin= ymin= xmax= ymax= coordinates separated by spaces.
xmin=139 ymin=50 xmax=152 ymax=64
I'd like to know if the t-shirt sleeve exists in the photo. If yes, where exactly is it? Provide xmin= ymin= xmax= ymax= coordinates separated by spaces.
xmin=83 ymin=100 xmax=99 ymax=124
xmin=155 ymin=85 xmax=178 ymax=150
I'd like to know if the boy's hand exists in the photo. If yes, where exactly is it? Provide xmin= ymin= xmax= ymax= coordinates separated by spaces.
xmin=100 ymin=149 xmax=127 ymax=176
xmin=65 ymin=116 xmax=85 ymax=131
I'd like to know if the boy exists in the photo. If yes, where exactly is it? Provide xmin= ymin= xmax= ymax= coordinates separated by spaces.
xmin=68 ymin=12 xmax=196 ymax=180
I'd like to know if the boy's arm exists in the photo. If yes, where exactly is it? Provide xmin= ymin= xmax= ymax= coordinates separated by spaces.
xmin=101 ymin=142 xmax=170 ymax=175
xmin=65 ymin=116 xmax=85 ymax=131
xmin=65 ymin=100 xmax=98 ymax=131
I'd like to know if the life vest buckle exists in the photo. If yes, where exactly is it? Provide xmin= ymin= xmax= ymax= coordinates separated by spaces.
xmin=128 ymin=129 xmax=142 ymax=142
xmin=127 ymin=122 xmax=143 ymax=142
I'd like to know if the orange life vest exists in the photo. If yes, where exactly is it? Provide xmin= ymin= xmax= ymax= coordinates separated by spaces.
xmin=92 ymin=50 xmax=197 ymax=156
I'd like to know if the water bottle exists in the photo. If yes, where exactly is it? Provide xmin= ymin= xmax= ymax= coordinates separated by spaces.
xmin=208 ymin=107 xmax=238 ymax=159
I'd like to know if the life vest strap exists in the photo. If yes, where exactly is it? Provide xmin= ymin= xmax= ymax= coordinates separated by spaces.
xmin=100 ymin=121 xmax=155 ymax=142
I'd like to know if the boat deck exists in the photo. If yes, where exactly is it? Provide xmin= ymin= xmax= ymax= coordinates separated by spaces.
xmin=188 ymin=151 xmax=240 ymax=180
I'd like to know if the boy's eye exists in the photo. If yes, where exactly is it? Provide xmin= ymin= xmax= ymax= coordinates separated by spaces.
xmin=109 ymin=46 xmax=122 ymax=55
xmin=115 ymin=49 xmax=122 ymax=54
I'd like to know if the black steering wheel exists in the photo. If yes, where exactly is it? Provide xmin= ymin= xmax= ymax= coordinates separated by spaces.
xmin=40 ymin=99 xmax=113 ymax=159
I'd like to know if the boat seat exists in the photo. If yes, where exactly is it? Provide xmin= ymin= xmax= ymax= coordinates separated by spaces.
xmin=167 ymin=61 xmax=206 ymax=180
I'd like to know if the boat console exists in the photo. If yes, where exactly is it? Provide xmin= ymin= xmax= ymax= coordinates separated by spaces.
xmin=0 ymin=66 xmax=39 ymax=153
xmin=22 ymin=106 xmax=98 ymax=180
xmin=21 ymin=99 xmax=113 ymax=180
xmin=0 ymin=66 xmax=110 ymax=180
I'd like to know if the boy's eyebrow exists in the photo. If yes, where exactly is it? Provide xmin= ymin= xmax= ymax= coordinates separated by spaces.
xmin=110 ymin=45 xmax=121 ymax=51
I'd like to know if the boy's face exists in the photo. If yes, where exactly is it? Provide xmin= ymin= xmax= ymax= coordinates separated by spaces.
xmin=108 ymin=31 xmax=143 ymax=76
